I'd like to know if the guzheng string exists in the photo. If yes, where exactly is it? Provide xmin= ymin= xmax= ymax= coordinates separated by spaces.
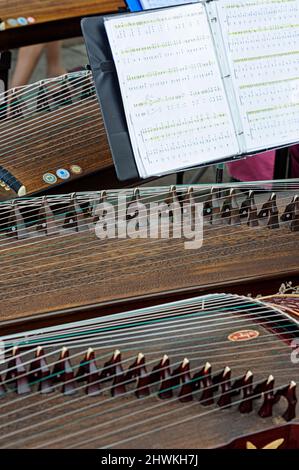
xmin=1 ymin=373 xmax=292 ymax=449
xmin=1 ymin=294 xmax=297 ymax=374
xmin=0 ymin=295 xmax=297 ymax=448
xmin=0 ymin=184 xmax=297 ymax=302
xmin=1 ymin=319 xmax=296 ymax=386
xmin=0 ymin=234 xmax=297 ymax=306
xmin=0 ymin=190 xmax=294 ymax=257
xmin=1 ymin=299 xmax=295 ymax=356
xmin=0 ymin=294 xmax=285 ymax=346
xmin=2 ymin=370 xmax=294 ymax=449
xmin=0 ymin=74 xmax=102 ymax=139
xmin=73 ymin=374 xmax=295 ymax=450
xmin=0 ymin=182 xmax=294 ymax=229
xmin=0 ymin=185 xmax=286 ymax=250
xmin=0 ymin=182 xmax=297 ymax=242
xmin=0 ymin=73 xmax=94 ymax=128
xmin=0 ymin=199 xmax=291 ymax=298
xmin=0 ymin=192 xmax=296 ymax=278
xmin=1 ymin=294 xmax=295 ymax=369
xmin=3 ymin=294 xmax=293 ymax=359
xmin=0 ymin=72 xmax=94 ymax=123
xmin=0 ymin=72 xmax=111 ymax=188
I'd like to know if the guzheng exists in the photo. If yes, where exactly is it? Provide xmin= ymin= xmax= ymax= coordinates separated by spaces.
xmin=0 ymin=292 xmax=298 ymax=448
xmin=0 ymin=71 xmax=114 ymax=199
xmin=0 ymin=181 xmax=298 ymax=330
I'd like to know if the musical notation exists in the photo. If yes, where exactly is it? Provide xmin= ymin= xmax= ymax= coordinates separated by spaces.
xmin=105 ymin=4 xmax=238 ymax=177
xmin=216 ymin=0 xmax=299 ymax=151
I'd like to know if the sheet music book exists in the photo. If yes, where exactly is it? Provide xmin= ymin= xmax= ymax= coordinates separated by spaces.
xmin=101 ymin=0 xmax=299 ymax=178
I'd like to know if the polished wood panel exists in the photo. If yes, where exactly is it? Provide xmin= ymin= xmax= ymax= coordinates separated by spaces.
xmin=0 ymin=295 xmax=298 ymax=448
xmin=0 ymin=0 xmax=126 ymax=49
xmin=0 ymin=102 xmax=112 ymax=197
xmin=0 ymin=188 xmax=298 ymax=325
xmin=0 ymin=73 xmax=127 ymax=199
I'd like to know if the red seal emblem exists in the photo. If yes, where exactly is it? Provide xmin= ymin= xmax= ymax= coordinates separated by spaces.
xmin=228 ymin=330 xmax=259 ymax=342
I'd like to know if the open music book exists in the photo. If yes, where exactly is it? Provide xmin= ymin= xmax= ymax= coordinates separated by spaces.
xmin=100 ymin=0 xmax=299 ymax=178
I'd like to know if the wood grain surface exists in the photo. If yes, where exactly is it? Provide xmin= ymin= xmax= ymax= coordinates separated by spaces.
xmin=0 ymin=188 xmax=298 ymax=324
xmin=0 ymin=295 xmax=298 ymax=448
xmin=0 ymin=74 xmax=114 ymax=199
xmin=0 ymin=0 xmax=126 ymax=49
xmin=0 ymin=0 xmax=125 ymax=27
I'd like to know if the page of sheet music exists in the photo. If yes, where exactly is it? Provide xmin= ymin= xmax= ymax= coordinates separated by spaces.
xmin=216 ymin=0 xmax=299 ymax=152
xmin=140 ymin=0 xmax=198 ymax=10
xmin=104 ymin=4 xmax=239 ymax=177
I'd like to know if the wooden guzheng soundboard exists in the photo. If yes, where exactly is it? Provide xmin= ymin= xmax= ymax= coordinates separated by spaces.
xmin=0 ymin=72 xmax=127 ymax=199
xmin=0 ymin=292 xmax=299 ymax=448
xmin=0 ymin=0 xmax=126 ymax=49
xmin=0 ymin=182 xmax=298 ymax=448
xmin=0 ymin=182 xmax=298 ymax=331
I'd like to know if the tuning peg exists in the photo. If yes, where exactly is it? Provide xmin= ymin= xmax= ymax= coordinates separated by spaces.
xmin=177 ymin=358 xmax=193 ymax=402
xmin=5 ymin=346 xmax=31 ymax=395
xmin=92 ymin=191 xmax=108 ymax=222
xmin=126 ymin=352 xmax=144 ymax=382
xmin=203 ymin=188 xmax=221 ymax=225
xmin=132 ymin=353 xmax=150 ymax=398
xmin=291 ymin=196 xmax=299 ymax=232
xmin=253 ymin=375 xmax=273 ymax=399
xmin=193 ymin=363 xmax=207 ymax=391
xmin=281 ymin=193 xmax=299 ymax=230
xmin=221 ymin=189 xmax=241 ymax=226
xmin=196 ymin=362 xmax=214 ymax=406
xmin=36 ymin=197 xmax=59 ymax=235
xmin=100 ymin=349 xmax=120 ymax=382
xmin=258 ymin=193 xmax=280 ymax=229
xmin=0 ymin=373 xmax=6 ymax=397
xmin=238 ymin=371 xmax=254 ymax=414
xmin=110 ymin=350 xmax=126 ymax=397
xmin=63 ymin=193 xmax=86 ymax=232
xmin=181 ymin=187 xmax=197 ymax=230
xmin=240 ymin=191 xmax=259 ymax=227
xmin=165 ymin=186 xmax=180 ymax=206
xmin=6 ymin=201 xmax=27 ymax=239
xmin=126 ymin=188 xmax=141 ymax=221
xmin=216 ymin=366 xmax=232 ymax=408
xmin=76 ymin=348 xmax=100 ymax=396
xmin=150 ymin=355 xmax=173 ymax=399
xmin=52 ymin=347 xmax=76 ymax=395
xmin=274 ymin=381 xmax=297 ymax=422
xmin=258 ymin=375 xmax=275 ymax=418
xmin=171 ymin=358 xmax=193 ymax=402
xmin=29 ymin=346 xmax=53 ymax=394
